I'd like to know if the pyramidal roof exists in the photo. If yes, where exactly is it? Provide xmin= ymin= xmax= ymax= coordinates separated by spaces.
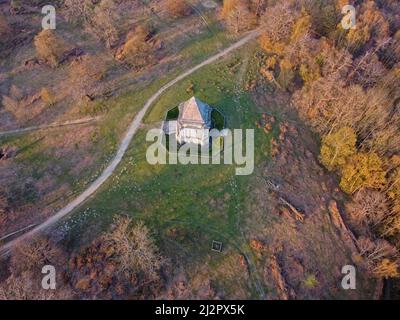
xmin=180 ymin=97 xmax=211 ymax=123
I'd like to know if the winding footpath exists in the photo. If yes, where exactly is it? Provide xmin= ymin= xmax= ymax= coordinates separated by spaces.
xmin=0 ymin=30 xmax=260 ymax=254
xmin=0 ymin=117 xmax=100 ymax=137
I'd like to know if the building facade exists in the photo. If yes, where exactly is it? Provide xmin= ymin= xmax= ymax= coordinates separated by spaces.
xmin=176 ymin=97 xmax=212 ymax=146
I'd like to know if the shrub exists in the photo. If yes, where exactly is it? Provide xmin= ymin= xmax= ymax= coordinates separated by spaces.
xmin=10 ymin=0 xmax=23 ymax=13
xmin=69 ymin=54 xmax=108 ymax=100
xmin=34 ymin=30 xmax=66 ymax=67
xmin=303 ymin=274 xmax=318 ymax=289
xmin=40 ymin=88 xmax=55 ymax=107
xmin=120 ymin=26 xmax=154 ymax=69
xmin=358 ymin=236 xmax=399 ymax=278
xmin=166 ymin=0 xmax=192 ymax=18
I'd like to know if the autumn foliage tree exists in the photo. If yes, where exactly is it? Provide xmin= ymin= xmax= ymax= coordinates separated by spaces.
xmin=340 ymin=152 xmax=386 ymax=194
xmin=257 ymin=0 xmax=400 ymax=281
xmin=0 ymin=237 xmax=71 ymax=300
xmin=258 ymin=2 xmax=305 ymax=56
xmin=34 ymin=29 xmax=66 ymax=67
xmin=119 ymin=26 xmax=155 ymax=70
xmin=344 ymin=1 xmax=389 ymax=54
xmin=382 ymin=212 xmax=400 ymax=238
xmin=387 ymin=167 xmax=400 ymax=210
xmin=258 ymin=3 xmax=314 ymax=89
xmin=222 ymin=0 xmax=257 ymax=33
xmin=374 ymin=259 xmax=400 ymax=279
xmin=166 ymin=0 xmax=192 ymax=18
xmin=319 ymin=127 xmax=356 ymax=171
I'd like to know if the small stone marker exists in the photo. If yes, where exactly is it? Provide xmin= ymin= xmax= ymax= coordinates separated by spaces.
xmin=211 ymin=240 xmax=223 ymax=252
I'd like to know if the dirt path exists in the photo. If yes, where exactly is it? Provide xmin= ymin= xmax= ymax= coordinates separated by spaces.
xmin=0 ymin=30 xmax=260 ymax=254
xmin=0 ymin=117 xmax=101 ymax=137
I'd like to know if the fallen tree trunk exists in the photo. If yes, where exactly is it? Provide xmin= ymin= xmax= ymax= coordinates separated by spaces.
xmin=279 ymin=197 xmax=305 ymax=223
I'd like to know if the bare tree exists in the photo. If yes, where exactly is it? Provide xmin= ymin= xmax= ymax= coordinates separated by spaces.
xmin=69 ymin=54 xmax=108 ymax=100
xmin=222 ymin=0 xmax=257 ymax=34
xmin=259 ymin=1 xmax=299 ymax=44
xmin=103 ymin=216 xmax=163 ymax=282
xmin=34 ymin=30 xmax=66 ymax=67
xmin=0 ymin=271 xmax=57 ymax=300
xmin=346 ymin=189 xmax=390 ymax=230
xmin=118 ymin=26 xmax=155 ymax=70
xmin=250 ymin=0 xmax=266 ymax=17
xmin=64 ymin=0 xmax=120 ymax=48
xmin=0 ymin=236 xmax=72 ymax=300
xmin=64 ymin=0 xmax=95 ymax=24
xmin=357 ymin=236 xmax=399 ymax=278
xmin=358 ymin=236 xmax=397 ymax=262
xmin=292 ymin=76 xmax=366 ymax=134
xmin=348 ymin=47 xmax=389 ymax=89
xmin=91 ymin=0 xmax=119 ymax=48
xmin=10 ymin=237 xmax=63 ymax=276
xmin=0 ymin=269 xmax=73 ymax=300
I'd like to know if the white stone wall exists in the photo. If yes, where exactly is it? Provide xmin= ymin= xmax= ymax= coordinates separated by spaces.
xmin=177 ymin=128 xmax=209 ymax=146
